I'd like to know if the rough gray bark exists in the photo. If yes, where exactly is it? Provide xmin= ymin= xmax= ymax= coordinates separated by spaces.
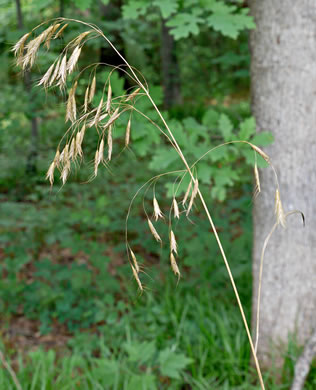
xmin=291 ymin=328 xmax=316 ymax=390
xmin=249 ymin=0 xmax=316 ymax=367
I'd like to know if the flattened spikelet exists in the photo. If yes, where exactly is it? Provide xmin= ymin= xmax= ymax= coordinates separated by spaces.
xmin=38 ymin=63 xmax=55 ymax=87
xmin=182 ymin=180 xmax=192 ymax=206
xmin=129 ymin=249 xmax=140 ymax=274
xmin=106 ymin=84 xmax=112 ymax=113
xmin=125 ymin=118 xmax=131 ymax=147
xmin=131 ymin=264 xmax=143 ymax=292
xmin=49 ymin=58 xmax=61 ymax=86
xmin=153 ymin=197 xmax=163 ymax=221
xmin=147 ymin=219 xmax=162 ymax=243
xmin=46 ymin=161 xmax=55 ymax=186
xmin=275 ymin=189 xmax=286 ymax=227
xmin=254 ymin=163 xmax=261 ymax=197
xmin=12 ymin=32 xmax=30 ymax=57
xmin=65 ymin=82 xmax=77 ymax=123
xmin=94 ymin=150 xmax=99 ymax=177
xmin=105 ymin=108 xmax=120 ymax=129
xmin=67 ymin=46 xmax=81 ymax=74
xmin=58 ymin=54 xmax=67 ymax=87
xmin=73 ymin=31 xmax=91 ymax=46
xmin=54 ymin=23 xmax=68 ymax=39
xmin=89 ymin=76 xmax=96 ymax=103
xmin=186 ymin=179 xmax=199 ymax=216
xmin=98 ymin=138 xmax=104 ymax=164
xmin=170 ymin=230 xmax=177 ymax=255
xmin=93 ymin=97 xmax=103 ymax=127
xmin=173 ymin=198 xmax=180 ymax=219
xmin=170 ymin=253 xmax=180 ymax=280
xmin=44 ymin=23 xmax=60 ymax=49
xmin=84 ymin=86 xmax=89 ymax=113
xmin=107 ymin=125 xmax=113 ymax=161
xmin=250 ymin=143 xmax=270 ymax=164
xmin=125 ymin=87 xmax=140 ymax=102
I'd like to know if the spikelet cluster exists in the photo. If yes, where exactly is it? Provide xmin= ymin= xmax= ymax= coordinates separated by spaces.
xmin=13 ymin=23 xmax=144 ymax=185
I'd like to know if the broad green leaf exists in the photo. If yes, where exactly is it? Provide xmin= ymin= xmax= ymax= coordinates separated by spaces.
xmin=159 ymin=349 xmax=193 ymax=379
xmin=251 ymin=131 xmax=274 ymax=146
xmin=218 ymin=114 xmax=233 ymax=141
xmin=207 ymin=3 xmax=255 ymax=39
xmin=122 ymin=0 xmax=149 ymax=19
xmin=202 ymin=109 xmax=220 ymax=127
xmin=124 ymin=341 xmax=156 ymax=365
xmin=239 ymin=117 xmax=255 ymax=140
xmin=153 ymin=0 xmax=178 ymax=19
xmin=166 ymin=13 xmax=203 ymax=39
xmin=149 ymin=148 xmax=179 ymax=170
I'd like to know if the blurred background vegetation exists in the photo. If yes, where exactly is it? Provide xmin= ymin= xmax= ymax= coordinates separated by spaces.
xmin=0 ymin=0 xmax=314 ymax=389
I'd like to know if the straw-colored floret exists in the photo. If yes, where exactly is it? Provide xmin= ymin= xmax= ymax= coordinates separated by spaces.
xmin=147 ymin=219 xmax=162 ymax=243
xmin=153 ymin=197 xmax=163 ymax=221
xmin=129 ymin=249 xmax=140 ymax=274
xmin=170 ymin=252 xmax=180 ymax=280
xmin=170 ymin=230 xmax=177 ymax=255
xmin=173 ymin=198 xmax=180 ymax=219
xmin=67 ymin=46 xmax=81 ymax=74
xmin=275 ymin=189 xmax=286 ymax=227
xmin=186 ymin=179 xmax=199 ymax=216
xmin=182 ymin=180 xmax=192 ymax=206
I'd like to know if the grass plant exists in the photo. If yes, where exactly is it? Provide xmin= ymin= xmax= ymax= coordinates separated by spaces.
xmin=9 ymin=17 xmax=304 ymax=389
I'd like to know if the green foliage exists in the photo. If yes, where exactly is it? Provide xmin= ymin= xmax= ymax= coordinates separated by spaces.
xmin=123 ymin=0 xmax=255 ymax=40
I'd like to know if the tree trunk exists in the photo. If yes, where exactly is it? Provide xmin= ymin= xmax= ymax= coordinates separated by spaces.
xmin=161 ymin=19 xmax=181 ymax=109
xmin=249 ymin=0 xmax=316 ymax=368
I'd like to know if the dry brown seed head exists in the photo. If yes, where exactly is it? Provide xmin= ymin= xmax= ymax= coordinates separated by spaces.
xmin=89 ymin=76 xmax=96 ymax=103
xmin=75 ymin=132 xmax=83 ymax=158
xmin=61 ymin=159 xmax=70 ymax=185
xmin=54 ymin=23 xmax=68 ymax=39
xmin=173 ymin=198 xmax=180 ymax=219
xmin=129 ymin=249 xmax=140 ymax=274
xmin=65 ymin=82 xmax=77 ymax=123
xmin=106 ymin=84 xmax=112 ymax=113
xmin=93 ymin=97 xmax=104 ymax=127
xmin=105 ymin=108 xmax=120 ymax=129
xmin=186 ymin=179 xmax=199 ymax=216
xmin=147 ymin=219 xmax=162 ymax=243
xmin=44 ymin=23 xmax=60 ymax=49
xmin=94 ymin=150 xmax=99 ymax=177
xmin=46 ymin=161 xmax=55 ymax=186
xmin=125 ymin=118 xmax=131 ymax=147
xmin=49 ymin=58 xmax=61 ymax=86
xmin=170 ymin=230 xmax=178 ymax=255
xmin=182 ymin=180 xmax=192 ymax=206
xmin=67 ymin=46 xmax=81 ymax=74
xmin=170 ymin=253 xmax=181 ymax=280
xmin=125 ymin=87 xmax=141 ymax=102
xmin=275 ymin=189 xmax=286 ymax=227
xmin=84 ymin=86 xmax=89 ymax=113
xmin=131 ymin=264 xmax=143 ymax=292
xmin=58 ymin=54 xmax=67 ymax=87
xmin=153 ymin=197 xmax=163 ymax=221
xmin=69 ymin=138 xmax=75 ymax=159
xmin=12 ymin=32 xmax=31 ymax=58
xmin=73 ymin=31 xmax=91 ymax=46
xmin=254 ymin=163 xmax=261 ymax=196
xmin=107 ymin=125 xmax=113 ymax=161
xmin=98 ymin=138 xmax=104 ymax=164
xmin=37 ymin=63 xmax=55 ymax=88
xmin=250 ymin=144 xmax=270 ymax=164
